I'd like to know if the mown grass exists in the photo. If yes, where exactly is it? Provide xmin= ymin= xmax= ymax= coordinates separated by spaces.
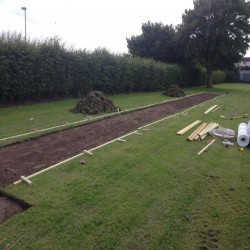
xmin=0 ymin=86 xmax=222 ymax=147
xmin=0 ymin=83 xmax=250 ymax=249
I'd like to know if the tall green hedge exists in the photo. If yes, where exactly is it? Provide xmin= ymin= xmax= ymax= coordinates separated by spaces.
xmin=0 ymin=32 xmax=220 ymax=104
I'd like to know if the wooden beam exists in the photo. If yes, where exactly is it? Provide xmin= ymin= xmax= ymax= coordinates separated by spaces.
xmin=83 ymin=150 xmax=93 ymax=155
xmin=204 ymin=105 xmax=218 ymax=114
xmin=200 ymin=133 xmax=208 ymax=140
xmin=177 ymin=120 xmax=201 ymax=135
xmin=194 ymin=123 xmax=210 ymax=140
xmin=197 ymin=139 xmax=216 ymax=155
xmin=20 ymin=176 xmax=32 ymax=185
xmin=212 ymin=106 xmax=220 ymax=113
xmin=187 ymin=122 xmax=208 ymax=141
xmin=198 ymin=123 xmax=219 ymax=138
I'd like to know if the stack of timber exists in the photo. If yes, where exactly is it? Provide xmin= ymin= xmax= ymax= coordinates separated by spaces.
xmin=188 ymin=122 xmax=219 ymax=141
xmin=176 ymin=120 xmax=201 ymax=135
xmin=177 ymin=120 xmax=219 ymax=141
xmin=187 ymin=122 xmax=208 ymax=141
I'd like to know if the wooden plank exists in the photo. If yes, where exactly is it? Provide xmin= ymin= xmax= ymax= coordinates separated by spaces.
xmin=177 ymin=120 xmax=201 ymax=135
xmin=194 ymin=123 xmax=210 ymax=140
xmin=198 ymin=123 xmax=219 ymax=137
xmin=212 ymin=106 xmax=220 ymax=113
xmin=187 ymin=122 xmax=208 ymax=141
xmin=83 ymin=150 xmax=93 ymax=155
xmin=204 ymin=105 xmax=218 ymax=114
xmin=20 ymin=176 xmax=32 ymax=185
xmin=194 ymin=122 xmax=213 ymax=141
xmin=200 ymin=133 xmax=208 ymax=140
xmin=197 ymin=139 xmax=216 ymax=155
xmin=194 ymin=135 xmax=200 ymax=141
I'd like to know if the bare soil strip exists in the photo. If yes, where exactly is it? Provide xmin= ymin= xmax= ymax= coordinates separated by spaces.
xmin=0 ymin=93 xmax=219 ymax=225
xmin=0 ymin=93 xmax=218 ymax=187
xmin=0 ymin=190 xmax=31 ymax=225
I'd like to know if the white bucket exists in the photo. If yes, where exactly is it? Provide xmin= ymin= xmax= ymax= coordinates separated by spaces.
xmin=237 ymin=123 xmax=250 ymax=147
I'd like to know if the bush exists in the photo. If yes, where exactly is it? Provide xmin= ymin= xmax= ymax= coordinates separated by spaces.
xmin=0 ymin=31 xmax=224 ymax=105
xmin=213 ymin=70 xmax=226 ymax=84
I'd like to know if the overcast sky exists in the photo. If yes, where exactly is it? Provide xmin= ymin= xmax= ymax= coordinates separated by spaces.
xmin=0 ymin=0 xmax=250 ymax=56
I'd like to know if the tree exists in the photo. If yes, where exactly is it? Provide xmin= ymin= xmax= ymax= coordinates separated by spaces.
xmin=127 ymin=21 xmax=182 ymax=64
xmin=180 ymin=0 xmax=250 ymax=87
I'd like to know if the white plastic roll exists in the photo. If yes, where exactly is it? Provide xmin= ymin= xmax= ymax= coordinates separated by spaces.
xmin=248 ymin=121 xmax=250 ymax=135
xmin=237 ymin=123 xmax=250 ymax=147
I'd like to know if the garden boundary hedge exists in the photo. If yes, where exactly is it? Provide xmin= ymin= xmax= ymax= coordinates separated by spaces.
xmin=0 ymin=33 xmax=228 ymax=104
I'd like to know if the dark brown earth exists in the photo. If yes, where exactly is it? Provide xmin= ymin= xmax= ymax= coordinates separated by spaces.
xmin=71 ymin=90 xmax=118 ymax=115
xmin=0 ymin=93 xmax=218 ymax=225
xmin=0 ymin=190 xmax=31 ymax=224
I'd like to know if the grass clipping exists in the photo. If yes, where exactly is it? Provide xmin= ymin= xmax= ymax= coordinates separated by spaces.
xmin=164 ymin=84 xmax=186 ymax=97
xmin=71 ymin=91 xmax=118 ymax=115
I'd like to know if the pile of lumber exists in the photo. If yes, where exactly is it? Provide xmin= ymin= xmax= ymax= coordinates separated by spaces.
xmin=177 ymin=120 xmax=219 ymax=141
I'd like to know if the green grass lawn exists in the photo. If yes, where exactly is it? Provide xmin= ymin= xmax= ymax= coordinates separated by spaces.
xmin=0 ymin=86 xmax=222 ymax=147
xmin=0 ymin=83 xmax=250 ymax=249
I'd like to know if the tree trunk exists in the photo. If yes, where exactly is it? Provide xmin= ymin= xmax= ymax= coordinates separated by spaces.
xmin=206 ymin=67 xmax=213 ymax=88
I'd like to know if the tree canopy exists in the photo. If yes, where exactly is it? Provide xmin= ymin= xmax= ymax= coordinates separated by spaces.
xmin=127 ymin=0 xmax=250 ymax=87
xmin=178 ymin=0 xmax=250 ymax=87
xmin=127 ymin=22 xmax=182 ymax=64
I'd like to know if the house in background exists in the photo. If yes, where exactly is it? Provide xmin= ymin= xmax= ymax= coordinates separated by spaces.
xmin=237 ymin=57 xmax=250 ymax=82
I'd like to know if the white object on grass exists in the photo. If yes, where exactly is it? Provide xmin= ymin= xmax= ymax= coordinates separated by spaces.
xmin=197 ymin=139 xmax=216 ymax=155
xmin=237 ymin=123 xmax=250 ymax=147
xmin=204 ymin=105 xmax=218 ymax=114
xmin=20 ymin=176 xmax=32 ymax=185
xmin=83 ymin=150 xmax=93 ymax=155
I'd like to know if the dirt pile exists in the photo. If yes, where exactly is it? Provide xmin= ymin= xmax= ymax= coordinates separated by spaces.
xmin=164 ymin=84 xmax=186 ymax=97
xmin=71 ymin=91 xmax=118 ymax=115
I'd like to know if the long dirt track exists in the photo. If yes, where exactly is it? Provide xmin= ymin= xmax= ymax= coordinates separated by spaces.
xmin=0 ymin=93 xmax=220 ymax=224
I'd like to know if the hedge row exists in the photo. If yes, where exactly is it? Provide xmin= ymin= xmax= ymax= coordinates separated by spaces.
xmin=0 ymin=33 xmax=226 ymax=104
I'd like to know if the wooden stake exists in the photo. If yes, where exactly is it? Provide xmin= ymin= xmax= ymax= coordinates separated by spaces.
xmin=20 ymin=176 xmax=32 ymax=185
xmin=83 ymin=150 xmax=93 ymax=155
xmin=177 ymin=120 xmax=201 ymax=135
xmin=197 ymin=139 xmax=216 ymax=155
xmin=204 ymin=105 xmax=218 ymax=114
xmin=212 ymin=106 xmax=220 ymax=112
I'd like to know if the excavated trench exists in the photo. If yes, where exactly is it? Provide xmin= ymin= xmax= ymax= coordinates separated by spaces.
xmin=0 ymin=93 xmax=219 ymax=224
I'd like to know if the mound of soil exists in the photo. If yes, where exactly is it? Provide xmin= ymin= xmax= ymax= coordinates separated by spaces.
xmin=164 ymin=84 xmax=186 ymax=97
xmin=71 ymin=91 xmax=118 ymax=115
